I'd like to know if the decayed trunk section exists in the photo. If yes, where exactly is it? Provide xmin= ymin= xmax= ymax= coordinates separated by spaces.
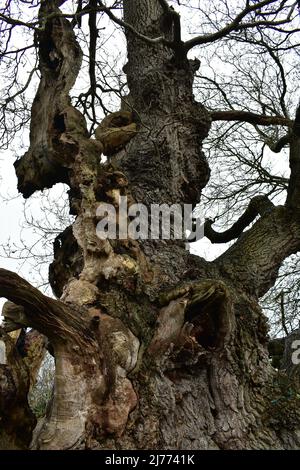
xmin=0 ymin=330 xmax=36 ymax=449
xmin=1 ymin=0 xmax=300 ymax=450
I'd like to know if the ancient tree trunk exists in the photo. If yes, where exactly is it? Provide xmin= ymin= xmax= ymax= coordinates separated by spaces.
xmin=0 ymin=301 xmax=46 ymax=449
xmin=1 ymin=0 xmax=300 ymax=450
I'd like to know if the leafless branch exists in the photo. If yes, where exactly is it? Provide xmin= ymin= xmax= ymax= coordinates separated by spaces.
xmin=210 ymin=109 xmax=293 ymax=127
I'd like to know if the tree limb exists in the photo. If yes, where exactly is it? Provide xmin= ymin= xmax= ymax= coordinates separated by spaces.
xmin=269 ymin=133 xmax=291 ymax=153
xmin=210 ymin=110 xmax=293 ymax=127
xmin=184 ymin=0 xmax=293 ymax=51
xmin=71 ymin=0 xmax=83 ymax=28
xmin=88 ymin=0 xmax=98 ymax=123
xmin=0 ymin=268 xmax=93 ymax=346
xmin=0 ymin=12 xmax=38 ymax=30
xmin=158 ymin=0 xmax=182 ymax=48
xmin=278 ymin=290 xmax=289 ymax=336
xmin=205 ymin=195 xmax=275 ymax=243
xmin=98 ymin=0 xmax=169 ymax=46
xmin=0 ymin=3 xmax=167 ymax=49
xmin=158 ymin=0 xmax=170 ymax=14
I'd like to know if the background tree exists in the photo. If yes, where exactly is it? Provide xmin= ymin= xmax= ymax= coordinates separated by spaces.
xmin=1 ymin=0 xmax=300 ymax=450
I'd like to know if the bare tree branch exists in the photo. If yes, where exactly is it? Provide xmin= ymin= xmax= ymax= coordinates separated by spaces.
xmin=269 ymin=133 xmax=291 ymax=152
xmin=277 ymin=290 xmax=289 ymax=335
xmin=0 ymin=12 xmax=38 ymax=30
xmin=98 ymin=0 xmax=169 ymax=46
xmin=184 ymin=0 xmax=294 ymax=51
xmin=286 ymin=104 xmax=300 ymax=209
